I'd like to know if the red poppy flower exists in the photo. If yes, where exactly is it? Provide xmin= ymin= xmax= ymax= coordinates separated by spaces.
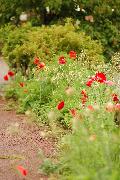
xmin=87 ymin=105 xmax=94 ymax=111
xmin=81 ymin=96 xmax=88 ymax=105
xmin=70 ymin=108 xmax=77 ymax=117
xmin=86 ymin=76 xmax=96 ymax=87
xmin=59 ymin=56 xmax=66 ymax=64
xmin=37 ymin=62 xmax=45 ymax=69
xmin=17 ymin=166 xmax=27 ymax=176
xmin=86 ymin=79 xmax=93 ymax=87
xmin=8 ymin=71 xmax=15 ymax=77
xmin=81 ymin=90 xmax=88 ymax=98
xmin=19 ymin=82 xmax=24 ymax=87
xmin=57 ymin=101 xmax=64 ymax=110
xmin=95 ymin=72 xmax=106 ymax=83
xmin=112 ymin=94 xmax=119 ymax=103
xmin=34 ymin=57 xmax=40 ymax=65
xmin=69 ymin=50 xmax=77 ymax=59
xmin=81 ymin=90 xmax=88 ymax=105
xmin=81 ymin=97 xmax=87 ymax=105
xmin=4 ymin=75 xmax=9 ymax=81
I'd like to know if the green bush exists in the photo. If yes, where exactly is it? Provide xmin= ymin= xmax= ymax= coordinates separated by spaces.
xmin=1 ymin=24 xmax=33 ymax=73
xmin=0 ymin=23 xmax=15 ymax=53
xmin=0 ymin=0 xmax=120 ymax=60
xmin=79 ymin=18 xmax=120 ymax=61
xmin=1 ymin=22 xmax=104 ymax=73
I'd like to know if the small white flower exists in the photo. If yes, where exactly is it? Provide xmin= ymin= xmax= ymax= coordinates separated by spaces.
xmin=76 ymin=19 xmax=80 ymax=25
xmin=81 ymin=9 xmax=86 ymax=13
xmin=46 ymin=7 xmax=50 ymax=13
xmin=75 ymin=5 xmax=80 ymax=12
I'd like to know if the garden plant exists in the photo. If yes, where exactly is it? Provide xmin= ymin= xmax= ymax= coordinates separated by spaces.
xmin=0 ymin=6 xmax=120 ymax=179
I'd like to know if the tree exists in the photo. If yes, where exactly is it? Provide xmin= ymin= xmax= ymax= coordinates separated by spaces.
xmin=0 ymin=0 xmax=120 ymax=59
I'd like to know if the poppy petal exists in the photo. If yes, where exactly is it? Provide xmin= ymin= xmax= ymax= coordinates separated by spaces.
xmin=57 ymin=101 xmax=65 ymax=110
xmin=87 ymin=105 xmax=94 ymax=111
xmin=8 ymin=71 xmax=15 ymax=77
xmin=70 ymin=109 xmax=77 ymax=117
xmin=17 ymin=166 xmax=27 ymax=176
xmin=34 ymin=57 xmax=40 ymax=65
xmin=37 ymin=62 xmax=45 ymax=69
xmin=59 ymin=56 xmax=66 ymax=64
xmin=112 ymin=94 xmax=119 ymax=103
xmin=95 ymin=72 xmax=106 ymax=83
xmin=69 ymin=51 xmax=77 ymax=59
xmin=4 ymin=75 xmax=9 ymax=81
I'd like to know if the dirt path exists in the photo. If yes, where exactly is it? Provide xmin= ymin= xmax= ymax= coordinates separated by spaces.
xmin=0 ymin=99 xmax=55 ymax=180
xmin=0 ymin=58 xmax=56 ymax=180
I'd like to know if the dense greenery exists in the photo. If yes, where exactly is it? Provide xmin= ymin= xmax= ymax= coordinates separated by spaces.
xmin=54 ymin=124 xmax=120 ymax=180
xmin=0 ymin=22 xmax=104 ymax=73
xmin=5 ymin=50 xmax=119 ymax=127
xmin=0 ymin=1 xmax=120 ymax=179
xmin=5 ymin=51 xmax=120 ymax=179
xmin=0 ymin=0 xmax=120 ymax=59
xmin=1 ymin=30 xmax=119 ymax=180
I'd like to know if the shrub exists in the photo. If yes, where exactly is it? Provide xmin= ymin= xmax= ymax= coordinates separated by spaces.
xmin=1 ymin=24 xmax=33 ymax=74
xmin=1 ymin=22 xmax=104 ymax=73
xmin=80 ymin=19 xmax=120 ymax=61
xmin=1 ymin=0 xmax=120 ymax=60
xmin=0 ymin=23 xmax=16 ymax=53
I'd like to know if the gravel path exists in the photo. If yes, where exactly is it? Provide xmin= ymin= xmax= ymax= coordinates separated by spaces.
xmin=0 ymin=58 xmax=56 ymax=179
xmin=0 ymin=99 xmax=55 ymax=180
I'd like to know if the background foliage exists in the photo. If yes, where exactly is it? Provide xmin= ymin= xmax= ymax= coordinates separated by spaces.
xmin=0 ymin=22 xmax=104 ymax=73
xmin=0 ymin=0 xmax=120 ymax=59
